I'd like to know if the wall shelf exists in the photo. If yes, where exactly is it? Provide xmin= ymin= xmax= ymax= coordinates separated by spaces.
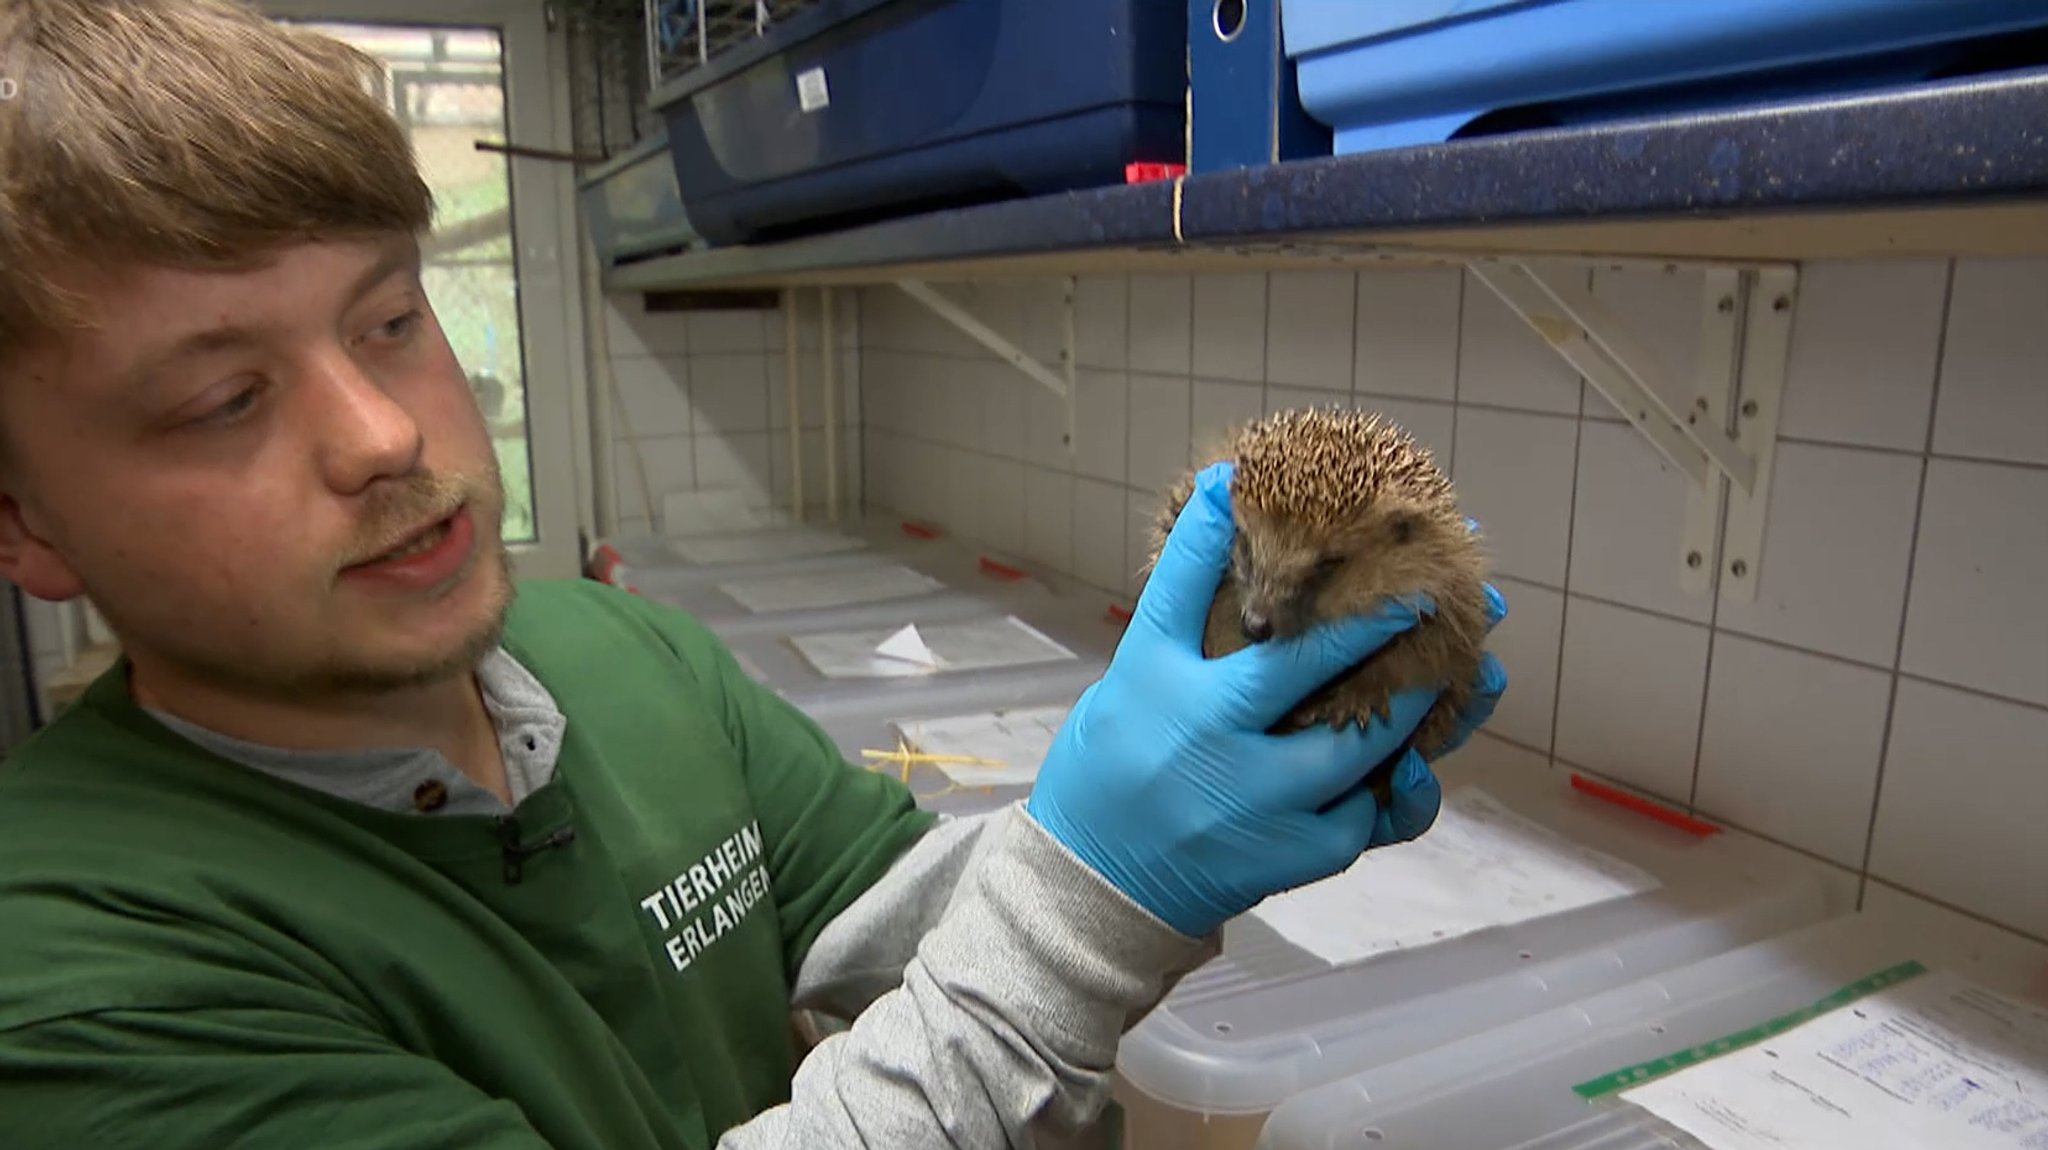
xmin=604 ymin=65 xmax=2048 ymax=294
xmin=607 ymin=64 xmax=2048 ymax=600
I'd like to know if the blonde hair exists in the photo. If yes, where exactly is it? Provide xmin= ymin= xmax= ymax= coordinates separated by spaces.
xmin=0 ymin=0 xmax=435 ymax=347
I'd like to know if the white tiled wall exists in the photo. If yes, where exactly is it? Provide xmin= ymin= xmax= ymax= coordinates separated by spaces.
xmin=855 ymin=260 xmax=2048 ymax=945
xmin=599 ymin=291 xmax=862 ymax=536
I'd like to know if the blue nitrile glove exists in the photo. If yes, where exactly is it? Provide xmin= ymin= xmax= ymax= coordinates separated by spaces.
xmin=1425 ymin=524 xmax=1511 ymax=763
xmin=1027 ymin=462 xmax=1498 ymax=939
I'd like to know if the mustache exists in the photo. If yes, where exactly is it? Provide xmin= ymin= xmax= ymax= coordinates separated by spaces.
xmin=341 ymin=471 xmax=490 ymax=568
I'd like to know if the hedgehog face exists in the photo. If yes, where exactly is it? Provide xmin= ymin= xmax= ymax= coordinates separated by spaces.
xmin=1232 ymin=495 xmax=1452 ymax=642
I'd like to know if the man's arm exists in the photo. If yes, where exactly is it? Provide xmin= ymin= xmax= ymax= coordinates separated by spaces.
xmin=734 ymin=805 xmax=1212 ymax=1145
xmin=601 ymin=585 xmax=1211 ymax=1141
xmin=0 ymin=1007 xmax=557 ymax=1150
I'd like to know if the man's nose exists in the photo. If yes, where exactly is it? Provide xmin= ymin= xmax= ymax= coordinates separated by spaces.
xmin=310 ymin=352 xmax=424 ymax=492
xmin=1241 ymin=609 xmax=1274 ymax=642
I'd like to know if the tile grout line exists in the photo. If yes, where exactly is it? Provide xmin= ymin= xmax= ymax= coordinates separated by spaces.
xmin=1483 ymin=731 xmax=1868 ymax=883
xmin=1446 ymin=267 xmax=1467 ymax=476
xmin=1544 ymin=290 xmax=1587 ymax=765
xmin=1687 ymin=273 xmax=1733 ymax=811
xmin=1342 ymin=270 xmax=1362 ymax=413
xmin=1861 ymin=876 xmax=2048 ymax=950
xmin=1855 ymin=258 xmax=1958 ymax=909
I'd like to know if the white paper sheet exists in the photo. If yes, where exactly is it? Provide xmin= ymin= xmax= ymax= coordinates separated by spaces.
xmin=874 ymin=624 xmax=941 ymax=669
xmin=668 ymin=529 xmax=868 ymax=565
xmin=892 ymin=704 xmax=1073 ymax=787
xmin=1247 ymin=787 xmax=1660 ymax=966
xmin=1622 ymin=968 xmax=2048 ymax=1150
xmin=660 ymin=488 xmax=779 ymax=536
xmin=787 ymin=616 xmax=1079 ymax=680
xmin=717 ymin=565 xmax=944 ymax=614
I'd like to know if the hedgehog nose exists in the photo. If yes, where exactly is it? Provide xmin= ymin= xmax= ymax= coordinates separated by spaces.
xmin=1241 ymin=610 xmax=1274 ymax=642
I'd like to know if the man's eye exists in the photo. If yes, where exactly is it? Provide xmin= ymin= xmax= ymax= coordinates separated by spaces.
xmin=374 ymin=309 xmax=423 ymax=342
xmin=187 ymin=382 xmax=264 ymax=427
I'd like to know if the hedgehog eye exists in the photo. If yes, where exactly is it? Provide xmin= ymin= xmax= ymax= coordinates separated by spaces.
xmin=1389 ymin=515 xmax=1417 ymax=544
xmin=1313 ymin=554 xmax=1346 ymax=578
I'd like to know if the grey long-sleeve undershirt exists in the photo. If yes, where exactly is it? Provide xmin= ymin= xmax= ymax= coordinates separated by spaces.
xmin=728 ymin=801 xmax=1217 ymax=1147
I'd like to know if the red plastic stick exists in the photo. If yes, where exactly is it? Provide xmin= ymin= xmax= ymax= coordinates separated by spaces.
xmin=900 ymin=521 xmax=942 ymax=539
xmin=1569 ymin=773 xmax=1720 ymax=837
xmin=978 ymin=556 xmax=1026 ymax=581
xmin=1125 ymin=161 xmax=1186 ymax=183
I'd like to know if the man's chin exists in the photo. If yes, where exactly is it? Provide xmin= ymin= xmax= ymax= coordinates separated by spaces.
xmin=320 ymin=546 xmax=514 ymax=694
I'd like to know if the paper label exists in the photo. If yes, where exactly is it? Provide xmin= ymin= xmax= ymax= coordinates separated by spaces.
xmin=873 ymin=624 xmax=941 ymax=669
xmin=796 ymin=66 xmax=829 ymax=112
xmin=1618 ymin=967 xmax=2048 ymax=1150
xmin=1247 ymin=787 xmax=1660 ymax=966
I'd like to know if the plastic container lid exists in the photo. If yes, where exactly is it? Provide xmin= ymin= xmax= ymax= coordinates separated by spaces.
xmin=1114 ymin=758 xmax=1839 ymax=1119
xmin=1256 ymin=900 xmax=2048 ymax=1148
xmin=806 ymin=682 xmax=1084 ymax=818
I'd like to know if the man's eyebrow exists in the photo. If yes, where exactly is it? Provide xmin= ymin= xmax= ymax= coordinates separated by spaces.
xmin=123 ymin=242 xmax=421 ymax=392
xmin=349 ymin=240 xmax=421 ymax=303
xmin=123 ymin=326 xmax=266 ymax=392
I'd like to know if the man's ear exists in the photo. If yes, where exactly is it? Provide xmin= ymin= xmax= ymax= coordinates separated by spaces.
xmin=0 ymin=491 xmax=85 ymax=602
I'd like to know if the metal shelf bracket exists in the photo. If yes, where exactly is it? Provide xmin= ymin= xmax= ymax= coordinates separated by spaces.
xmin=1468 ymin=260 xmax=1794 ymax=602
xmin=894 ymin=278 xmax=1077 ymax=454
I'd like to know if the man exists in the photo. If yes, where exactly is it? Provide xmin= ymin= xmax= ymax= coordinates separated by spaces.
xmin=0 ymin=2 xmax=1506 ymax=1147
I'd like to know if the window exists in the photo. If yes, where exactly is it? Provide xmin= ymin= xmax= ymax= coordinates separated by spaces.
xmin=304 ymin=22 xmax=538 ymax=542
xmin=263 ymin=0 xmax=588 ymax=579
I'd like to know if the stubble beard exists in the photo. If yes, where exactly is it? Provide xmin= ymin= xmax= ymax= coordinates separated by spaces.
xmin=308 ymin=462 xmax=517 ymax=696
xmin=112 ymin=464 xmax=521 ymax=705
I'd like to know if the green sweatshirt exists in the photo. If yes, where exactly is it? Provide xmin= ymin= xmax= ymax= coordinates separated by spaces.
xmin=0 ymin=578 xmax=940 ymax=1148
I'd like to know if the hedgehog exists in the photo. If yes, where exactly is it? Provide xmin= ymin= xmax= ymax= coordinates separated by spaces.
xmin=1146 ymin=406 xmax=1492 ymax=806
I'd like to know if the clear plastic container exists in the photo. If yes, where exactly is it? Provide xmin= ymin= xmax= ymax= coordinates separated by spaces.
xmin=725 ymin=593 xmax=1121 ymax=712
xmin=630 ymin=529 xmax=1073 ymax=639
xmin=1256 ymin=900 xmax=2048 ymax=1149
xmin=578 ymin=131 xmax=700 ymax=265
xmin=592 ymin=516 xmax=898 ymax=583
xmin=1110 ymin=758 xmax=1841 ymax=1149
xmin=804 ymin=681 xmax=1086 ymax=819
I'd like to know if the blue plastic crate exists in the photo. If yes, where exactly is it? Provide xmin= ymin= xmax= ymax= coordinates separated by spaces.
xmin=1186 ymin=0 xmax=1331 ymax=174
xmin=1280 ymin=0 xmax=2048 ymax=156
xmin=652 ymin=0 xmax=1187 ymax=246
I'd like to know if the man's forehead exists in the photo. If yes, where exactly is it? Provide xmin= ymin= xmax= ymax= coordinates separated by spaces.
xmin=3 ymin=233 xmax=422 ymax=398
xmin=79 ymin=235 xmax=418 ymax=312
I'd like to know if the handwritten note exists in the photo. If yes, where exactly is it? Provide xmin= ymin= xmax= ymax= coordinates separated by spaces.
xmin=892 ymin=704 xmax=1072 ymax=787
xmin=1623 ymin=968 xmax=2048 ymax=1150
xmin=1247 ymin=787 xmax=1660 ymax=966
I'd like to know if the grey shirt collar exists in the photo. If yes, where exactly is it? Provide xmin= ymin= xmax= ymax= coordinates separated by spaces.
xmin=145 ymin=646 xmax=568 ymax=817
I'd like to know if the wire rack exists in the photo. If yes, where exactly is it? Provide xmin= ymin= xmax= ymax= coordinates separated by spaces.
xmin=559 ymin=0 xmax=823 ymax=161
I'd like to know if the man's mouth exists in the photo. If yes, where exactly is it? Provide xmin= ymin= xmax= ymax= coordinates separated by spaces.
xmin=354 ymin=508 xmax=460 ymax=568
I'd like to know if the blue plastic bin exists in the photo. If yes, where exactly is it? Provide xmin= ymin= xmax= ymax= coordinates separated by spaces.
xmin=1280 ymin=0 xmax=2048 ymax=156
xmin=652 ymin=0 xmax=1187 ymax=246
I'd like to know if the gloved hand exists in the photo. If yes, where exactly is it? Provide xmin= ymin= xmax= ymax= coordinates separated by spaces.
xmin=1027 ymin=462 xmax=1507 ymax=939
xmin=1429 ymin=522 xmax=1510 ymax=762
